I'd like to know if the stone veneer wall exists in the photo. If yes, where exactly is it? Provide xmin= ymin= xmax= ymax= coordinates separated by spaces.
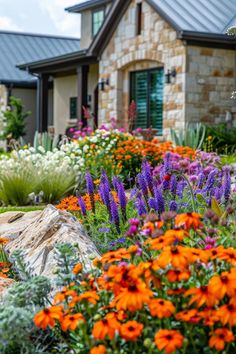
xmin=186 ymin=46 xmax=236 ymax=126
xmin=98 ymin=0 xmax=186 ymax=137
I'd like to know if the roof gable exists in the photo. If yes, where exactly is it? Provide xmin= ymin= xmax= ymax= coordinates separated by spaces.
xmin=66 ymin=0 xmax=112 ymax=13
xmin=0 ymin=31 xmax=80 ymax=84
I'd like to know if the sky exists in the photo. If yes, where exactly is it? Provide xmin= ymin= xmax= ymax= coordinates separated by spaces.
xmin=0 ymin=0 xmax=85 ymax=38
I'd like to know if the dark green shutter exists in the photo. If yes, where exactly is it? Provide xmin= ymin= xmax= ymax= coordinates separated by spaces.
xmin=130 ymin=68 xmax=164 ymax=135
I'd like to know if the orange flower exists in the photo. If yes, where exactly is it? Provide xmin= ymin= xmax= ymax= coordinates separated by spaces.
xmin=69 ymin=291 xmax=100 ymax=307
xmin=176 ymin=309 xmax=200 ymax=324
xmin=149 ymin=298 xmax=175 ymax=318
xmin=120 ymin=321 xmax=143 ymax=341
xmin=0 ymin=237 xmax=9 ymax=245
xmin=90 ymin=345 xmax=106 ymax=354
xmin=217 ymin=302 xmax=236 ymax=326
xmin=54 ymin=288 xmax=77 ymax=304
xmin=199 ymin=307 xmax=220 ymax=326
xmin=166 ymin=269 xmax=191 ymax=283
xmin=185 ymin=285 xmax=218 ymax=307
xmin=155 ymin=329 xmax=184 ymax=354
xmin=114 ymin=280 xmax=152 ymax=312
xmin=100 ymin=248 xmax=131 ymax=264
xmin=175 ymin=212 xmax=202 ymax=230
xmin=209 ymin=328 xmax=234 ymax=351
xmin=73 ymin=263 xmax=83 ymax=274
xmin=34 ymin=306 xmax=63 ymax=329
xmin=92 ymin=313 xmax=120 ymax=340
xmin=208 ymin=269 xmax=236 ymax=300
xmin=61 ymin=313 xmax=84 ymax=331
xmin=157 ymin=246 xmax=190 ymax=269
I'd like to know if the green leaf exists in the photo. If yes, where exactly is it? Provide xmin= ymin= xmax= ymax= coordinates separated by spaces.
xmin=211 ymin=197 xmax=223 ymax=217
xmin=196 ymin=193 xmax=207 ymax=206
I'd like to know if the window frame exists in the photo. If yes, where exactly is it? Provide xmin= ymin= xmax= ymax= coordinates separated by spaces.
xmin=92 ymin=7 xmax=105 ymax=37
xmin=136 ymin=2 xmax=142 ymax=36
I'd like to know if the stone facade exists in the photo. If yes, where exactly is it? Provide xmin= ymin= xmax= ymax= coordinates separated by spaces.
xmin=97 ymin=0 xmax=236 ymax=136
xmin=99 ymin=0 xmax=186 ymax=137
xmin=186 ymin=46 xmax=236 ymax=126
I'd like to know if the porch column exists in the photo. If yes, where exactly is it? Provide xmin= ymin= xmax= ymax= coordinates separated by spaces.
xmin=77 ymin=65 xmax=89 ymax=127
xmin=37 ymin=73 xmax=49 ymax=132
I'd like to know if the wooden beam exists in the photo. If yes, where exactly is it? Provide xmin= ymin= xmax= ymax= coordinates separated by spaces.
xmin=38 ymin=74 xmax=49 ymax=132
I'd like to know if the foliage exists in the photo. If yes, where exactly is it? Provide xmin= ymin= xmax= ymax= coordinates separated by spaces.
xmin=1 ymin=96 xmax=31 ymax=140
xmin=170 ymin=123 xmax=206 ymax=150
xmin=205 ymin=123 xmax=236 ymax=154
xmin=33 ymin=131 xmax=59 ymax=152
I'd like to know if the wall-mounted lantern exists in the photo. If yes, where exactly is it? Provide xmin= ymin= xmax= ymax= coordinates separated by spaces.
xmin=165 ymin=68 xmax=176 ymax=84
xmin=98 ymin=78 xmax=109 ymax=91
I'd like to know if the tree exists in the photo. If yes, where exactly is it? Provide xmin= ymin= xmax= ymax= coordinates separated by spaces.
xmin=2 ymin=96 xmax=31 ymax=140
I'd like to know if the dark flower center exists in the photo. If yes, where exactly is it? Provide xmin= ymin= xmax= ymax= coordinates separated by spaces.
xmin=171 ymin=249 xmax=179 ymax=255
xmin=166 ymin=335 xmax=173 ymax=340
xmin=128 ymin=285 xmax=138 ymax=292
xmin=221 ymin=276 xmax=228 ymax=283
xmin=128 ymin=326 xmax=135 ymax=331
xmin=69 ymin=316 xmax=75 ymax=321
xmin=201 ymin=286 xmax=208 ymax=293
xmin=102 ymin=319 xmax=108 ymax=325
xmin=227 ymin=304 xmax=234 ymax=312
xmin=218 ymin=334 xmax=225 ymax=339
xmin=187 ymin=213 xmax=193 ymax=217
xmin=43 ymin=309 xmax=50 ymax=315
xmin=159 ymin=300 xmax=164 ymax=305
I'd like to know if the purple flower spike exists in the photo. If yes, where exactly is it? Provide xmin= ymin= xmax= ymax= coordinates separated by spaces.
xmin=117 ymin=180 xmax=127 ymax=221
xmin=163 ymin=152 xmax=172 ymax=174
xmin=169 ymin=200 xmax=177 ymax=211
xmin=148 ymin=197 xmax=158 ymax=212
xmin=137 ymin=173 xmax=149 ymax=198
xmin=112 ymin=176 xmax=119 ymax=192
xmin=135 ymin=196 xmax=147 ymax=216
xmin=85 ymin=172 xmax=95 ymax=213
xmin=99 ymin=182 xmax=111 ymax=219
xmin=223 ymin=167 xmax=231 ymax=204
xmin=77 ymin=196 xmax=87 ymax=216
xmin=110 ymin=193 xmax=120 ymax=233
xmin=170 ymin=175 xmax=177 ymax=196
xmin=154 ymin=186 xmax=165 ymax=214
xmin=142 ymin=160 xmax=154 ymax=195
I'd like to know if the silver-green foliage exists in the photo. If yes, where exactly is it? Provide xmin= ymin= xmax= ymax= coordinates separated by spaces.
xmin=170 ymin=123 xmax=206 ymax=149
xmin=33 ymin=131 xmax=59 ymax=152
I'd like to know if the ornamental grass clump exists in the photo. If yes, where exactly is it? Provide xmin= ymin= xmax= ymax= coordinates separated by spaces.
xmin=33 ymin=209 xmax=236 ymax=353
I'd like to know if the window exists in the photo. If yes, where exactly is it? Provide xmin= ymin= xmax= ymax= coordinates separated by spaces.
xmin=130 ymin=68 xmax=164 ymax=135
xmin=136 ymin=2 xmax=142 ymax=35
xmin=92 ymin=8 xmax=104 ymax=37
xmin=70 ymin=97 xmax=77 ymax=119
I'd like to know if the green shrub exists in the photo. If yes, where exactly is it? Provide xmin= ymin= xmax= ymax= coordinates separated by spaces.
xmin=170 ymin=122 xmax=206 ymax=149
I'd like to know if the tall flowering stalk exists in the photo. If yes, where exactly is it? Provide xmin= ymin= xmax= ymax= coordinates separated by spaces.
xmin=117 ymin=179 xmax=127 ymax=222
xmin=142 ymin=160 xmax=154 ymax=195
xmin=110 ymin=193 xmax=120 ymax=233
xmin=85 ymin=172 xmax=95 ymax=213
xmin=223 ymin=166 xmax=231 ymax=204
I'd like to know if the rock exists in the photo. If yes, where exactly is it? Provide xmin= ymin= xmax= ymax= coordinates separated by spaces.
xmin=0 ymin=278 xmax=15 ymax=300
xmin=0 ymin=210 xmax=41 ymax=240
xmin=5 ymin=205 xmax=100 ymax=278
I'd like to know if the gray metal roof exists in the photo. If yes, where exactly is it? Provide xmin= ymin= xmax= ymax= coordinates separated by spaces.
xmin=148 ymin=0 xmax=236 ymax=34
xmin=66 ymin=0 xmax=112 ymax=13
xmin=0 ymin=31 xmax=80 ymax=85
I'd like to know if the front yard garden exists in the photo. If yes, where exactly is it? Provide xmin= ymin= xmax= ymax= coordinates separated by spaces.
xmin=1 ymin=126 xmax=236 ymax=353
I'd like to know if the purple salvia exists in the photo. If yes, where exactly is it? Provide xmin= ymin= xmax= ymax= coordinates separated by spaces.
xmin=85 ymin=172 xmax=95 ymax=213
xmin=117 ymin=180 xmax=127 ymax=221
xmin=163 ymin=152 xmax=172 ymax=174
xmin=170 ymin=175 xmax=177 ymax=197
xmin=214 ymin=186 xmax=223 ymax=202
xmin=176 ymin=180 xmax=185 ymax=198
xmin=110 ymin=193 xmax=120 ymax=233
xmin=142 ymin=160 xmax=154 ymax=195
xmin=101 ymin=169 xmax=110 ymax=189
xmin=223 ymin=167 xmax=231 ymax=203
xmin=197 ymin=172 xmax=205 ymax=189
xmin=99 ymin=182 xmax=111 ymax=219
xmin=135 ymin=195 xmax=147 ymax=216
xmin=137 ymin=173 xmax=149 ymax=200
xmin=77 ymin=196 xmax=87 ymax=216
xmin=112 ymin=176 xmax=119 ymax=192
xmin=154 ymin=186 xmax=165 ymax=214
xmin=169 ymin=200 xmax=177 ymax=211
xmin=148 ymin=197 xmax=158 ymax=212
xmin=205 ymin=170 xmax=216 ymax=193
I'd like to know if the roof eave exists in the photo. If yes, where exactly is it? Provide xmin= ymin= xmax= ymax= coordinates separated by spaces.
xmin=18 ymin=50 xmax=90 ymax=71
xmin=65 ymin=0 xmax=111 ymax=13
xmin=178 ymin=30 xmax=236 ymax=48
xmin=0 ymin=79 xmax=37 ymax=88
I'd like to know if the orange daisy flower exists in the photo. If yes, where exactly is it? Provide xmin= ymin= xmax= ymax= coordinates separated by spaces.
xmin=0 ymin=237 xmax=9 ymax=245
xmin=90 ymin=345 xmax=106 ymax=354
xmin=175 ymin=212 xmax=202 ymax=230
xmin=34 ymin=306 xmax=63 ymax=330
xmin=155 ymin=329 xmax=184 ymax=354
xmin=149 ymin=298 xmax=175 ymax=318
xmin=185 ymin=285 xmax=218 ymax=307
xmin=92 ymin=313 xmax=120 ymax=340
xmin=166 ymin=269 xmax=191 ymax=283
xmin=157 ymin=246 xmax=190 ymax=269
xmin=208 ymin=269 xmax=236 ymax=300
xmin=54 ymin=288 xmax=77 ymax=304
xmin=120 ymin=321 xmax=143 ymax=341
xmin=217 ymin=302 xmax=236 ymax=327
xmin=61 ymin=313 xmax=84 ymax=331
xmin=218 ymin=248 xmax=236 ymax=265
xmin=175 ymin=309 xmax=201 ymax=324
xmin=199 ymin=307 xmax=220 ymax=326
xmin=73 ymin=263 xmax=83 ymax=274
xmin=100 ymin=248 xmax=131 ymax=264
xmin=114 ymin=280 xmax=153 ymax=312
xmin=209 ymin=328 xmax=234 ymax=351
xmin=69 ymin=291 xmax=100 ymax=308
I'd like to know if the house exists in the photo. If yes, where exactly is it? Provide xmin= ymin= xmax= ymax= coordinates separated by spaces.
xmin=0 ymin=31 xmax=80 ymax=142
xmin=19 ymin=0 xmax=236 ymax=138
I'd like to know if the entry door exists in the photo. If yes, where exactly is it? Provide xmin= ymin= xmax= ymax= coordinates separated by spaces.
xmin=130 ymin=68 xmax=164 ymax=135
